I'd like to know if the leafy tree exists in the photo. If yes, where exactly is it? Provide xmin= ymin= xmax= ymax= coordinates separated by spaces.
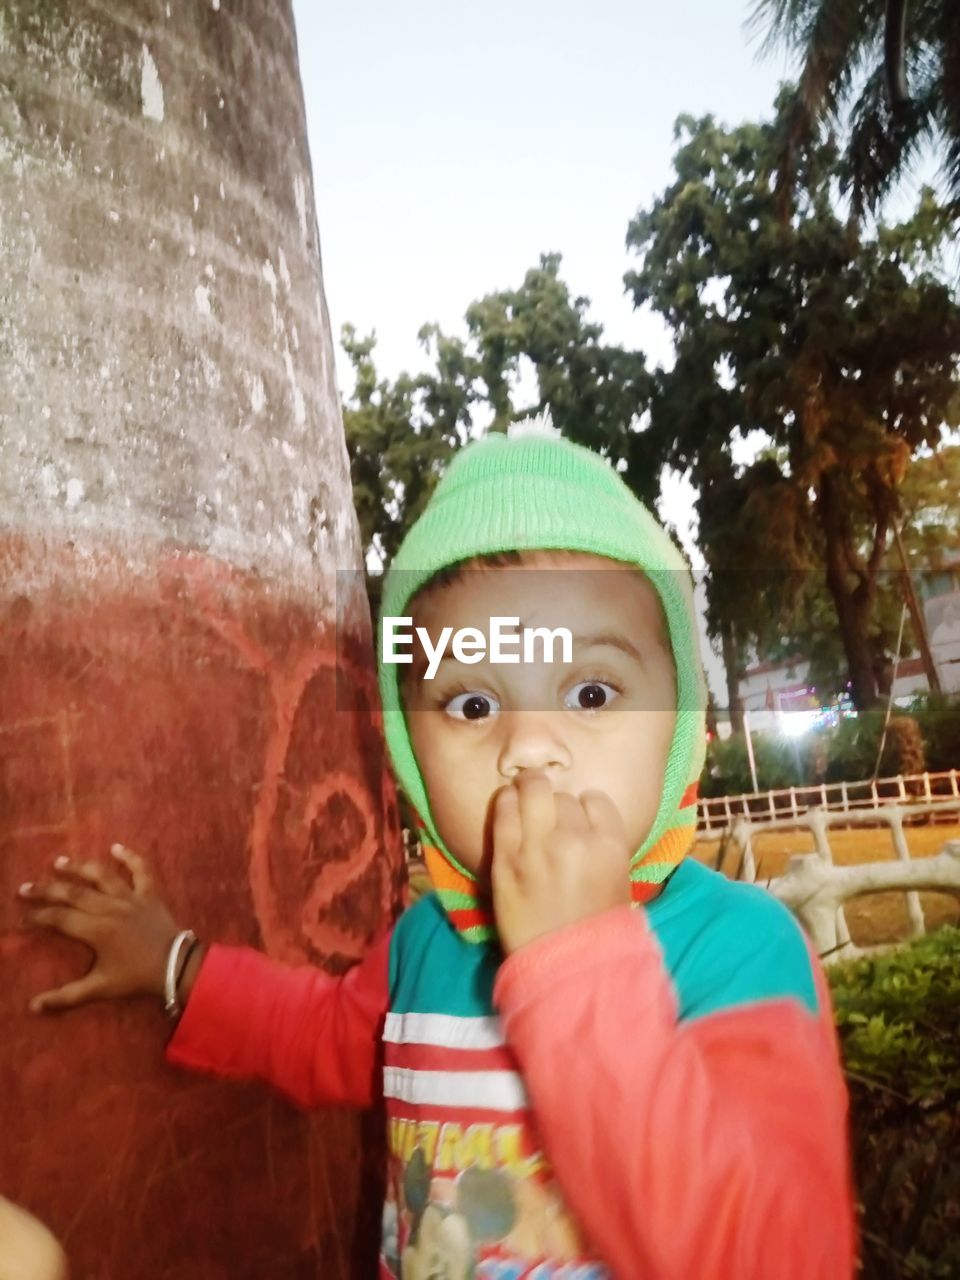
xmin=340 ymin=324 xmax=474 ymax=578
xmin=897 ymin=442 xmax=960 ymax=568
xmin=749 ymin=0 xmax=960 ymax=214
xmin=465 ymin=254 xmax=658 ymax=502
xmin=341 ymin=254 xmax=658 ymax=578
xmin=726 ymin=443 xmax=960 ymax=699
xmin=626 ymin=101 xmax=960 ymax=708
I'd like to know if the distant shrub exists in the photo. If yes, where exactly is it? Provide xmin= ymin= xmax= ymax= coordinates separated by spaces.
xmin=824 ymin=711 xmax=927 ymax=783
xmin=823 ymin=710 xmax=887 ymax=784
xmin=702 ymin=700 xmax=958 ymax=798
xmin=701 ymin=733 xmax=819 ymax=798
xmin=910 ymin=694 xmax=960 ymax=774
xmin=883 ymin=715 xmax=926 ymax=777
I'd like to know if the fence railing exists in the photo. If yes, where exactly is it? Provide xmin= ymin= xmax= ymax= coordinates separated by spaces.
xmin=725 ymin=800 xmax=960 ymax=962
xmin=769 ymin=841 xmax=960 ymax=963
xmin=698 ymin=769 xmax=960 ymax=837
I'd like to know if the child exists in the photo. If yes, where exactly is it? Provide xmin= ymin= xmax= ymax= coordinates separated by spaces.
xmin=19 ymin=423 xmax=856 ymax=1279
xmin=0 ymin=1198 xmax=68 ymax=1280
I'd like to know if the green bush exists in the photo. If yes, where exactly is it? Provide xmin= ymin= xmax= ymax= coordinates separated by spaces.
xmin=910 ymin=694 xmax=960 ymax=774
xmin=701 ymin=733 xmax=819 ymax=797
xmin=829 ymin=927 xmax=960 ymax=1279
xmin=823 ymin=710 xmax=887 ymax=783
xmin=823 ymin=710 xmax=926 ymax=783
xmin=885 ymin=715 xmax=927 ymax=776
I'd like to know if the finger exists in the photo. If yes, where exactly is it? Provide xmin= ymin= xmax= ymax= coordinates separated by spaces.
xmin=110 ymin=843 xmax=154 ymax=895
xmin=26 ymin=905 xmax=96 ymax=942
xmin=552 ymin=792 xmax=591 ymax=835
xmin=580 ymin=789 xmax=628 ymax=843
xmin=491 ymin=786 xmax=522 ymax=862
xmin=513 ymin=772 xmax=555 ymax=848
xmin=53 ymin=855 xmax=131 ymax=899
xmin=541 ymin=828 xmax=586 ymax=874
xmin=30 ymin=971 xmax=105 ymax=1013
xmin=19 ymin=878 xmax=105 ymax=915
xmin=490 ymin=828 xmax=522 ymax=904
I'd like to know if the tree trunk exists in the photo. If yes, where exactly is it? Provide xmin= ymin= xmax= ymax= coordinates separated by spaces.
xmin=0 ymin=4 xmax=401 ymax=1276
xmin=884 ymin=0 xmax=910 ymax=108
xmin=827 ymin=572 xmax=880 ymax=710
xmin=720 ymin=617 xmax=745 ymax=734
xmin=818 ymin=476 xmax=881 ymax=710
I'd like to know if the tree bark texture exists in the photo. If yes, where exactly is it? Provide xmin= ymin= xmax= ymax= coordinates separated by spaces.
xmin=720 ymin=617 xmax=745 ymax=735
xmin=818 ymin=472 xmax=882 ymax=710
xmin=0 ymin=3 xmax=402 ymax=1276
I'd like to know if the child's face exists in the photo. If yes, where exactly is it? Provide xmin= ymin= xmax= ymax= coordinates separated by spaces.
xmin=403 ymin=551 xmax=677 ymax=884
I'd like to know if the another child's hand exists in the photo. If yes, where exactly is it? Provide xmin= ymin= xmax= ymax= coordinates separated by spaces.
xmin=491 ymin=772 xmax=631 ymax=954
xmin=0 ymin=1197 xmax=68 ymax=1280
xmin=17 ymin=845 xmax=182 ymax=1012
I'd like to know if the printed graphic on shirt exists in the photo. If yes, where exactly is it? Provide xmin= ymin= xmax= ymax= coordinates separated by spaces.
xmin=381 ymin=1135 xmax=611 ymax=1279
xmin=380 ymin=1010 xmax=611 ymax=1279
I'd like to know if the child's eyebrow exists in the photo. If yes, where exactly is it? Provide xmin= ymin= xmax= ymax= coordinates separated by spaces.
xmin=572 ymin=633 xmax=646 ymax=664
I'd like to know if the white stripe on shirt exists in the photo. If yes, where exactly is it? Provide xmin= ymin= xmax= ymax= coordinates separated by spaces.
xmin=384 ymin=1011 xmax=505 ymax=1051
xmin=383 ymin=1065 xmax=528 ymax=1111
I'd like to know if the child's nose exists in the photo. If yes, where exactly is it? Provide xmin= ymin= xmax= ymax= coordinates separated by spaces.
xmin=496 ymin=711 xmax=572 ymax=779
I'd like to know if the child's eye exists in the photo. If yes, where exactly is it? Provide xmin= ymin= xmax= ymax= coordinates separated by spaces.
xmin=563 ymin=681 xmax=620 ymax=711
xmin=444 ymin=691 xmax=501 ymax=721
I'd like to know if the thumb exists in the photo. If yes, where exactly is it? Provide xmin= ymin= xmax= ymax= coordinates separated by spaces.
xmin=30 ymin=971 xmax=105 ymax=1014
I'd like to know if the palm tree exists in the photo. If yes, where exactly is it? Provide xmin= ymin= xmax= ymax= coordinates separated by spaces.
xmin=749 ymin=0 xmax=960 ymax=214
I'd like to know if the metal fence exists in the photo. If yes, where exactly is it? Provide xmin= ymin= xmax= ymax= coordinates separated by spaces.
xmin=698 ymin=769 xmax=960 ymax=838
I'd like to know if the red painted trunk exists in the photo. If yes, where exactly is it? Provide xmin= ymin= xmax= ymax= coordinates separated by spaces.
xmin=1 ymin=536 xmax=401 ymax=1278
xmin=0 ymin=3 xmax=402 ymax=1276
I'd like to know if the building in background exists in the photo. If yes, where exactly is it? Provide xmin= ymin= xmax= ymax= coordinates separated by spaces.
xmin=737 ymin=655 xmax=930 ymax=736
xmin=920 ymin=560 xmax=960 ymax=694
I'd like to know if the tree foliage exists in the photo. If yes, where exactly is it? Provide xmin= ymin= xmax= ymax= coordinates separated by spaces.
xmin=898 ymin=442 xmax=960 ymax=567
xmin=625 ymin=99 xmax=960 ymax=707
xmin=749 ymin=0 xmax=960 ymax=215
xmin=340 ymin=324 xmax=473 ymax=576
xmin=340 ymin=106 xmax=960 ymax=716
xmin=463 ymin=254 xmax=657 ymax=503
xmin=341 ymin=254 xmax=657 ymax=576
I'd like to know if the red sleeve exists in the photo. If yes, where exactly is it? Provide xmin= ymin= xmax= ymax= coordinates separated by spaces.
xmin=164 ymin=930 xmax=392 ymax=1110
xmin=493 ymin=906 xmax=856 ymax=1280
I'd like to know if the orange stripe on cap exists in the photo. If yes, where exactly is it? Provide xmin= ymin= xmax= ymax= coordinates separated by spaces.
xmin=423 ymin=841 xmax=476 ymax=899
xmin=634 ymin=821 xmax=696 ymax=871
xmin=680 ymin=781 xmax=699 ymax=809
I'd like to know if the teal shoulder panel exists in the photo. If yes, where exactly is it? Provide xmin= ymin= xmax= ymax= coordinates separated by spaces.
xmin=388 ymin=892 xmax=500 ymax=1017
xmin=647 ymin=859 xmax=819 ymax=1021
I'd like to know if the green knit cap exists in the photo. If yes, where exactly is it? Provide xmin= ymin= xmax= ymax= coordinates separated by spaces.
xmin=378 ymin=419 xmax=707 ymax=941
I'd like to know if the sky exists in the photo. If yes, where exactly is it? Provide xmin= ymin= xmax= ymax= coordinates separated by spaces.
xmin=289 ymin=1 xmax=795 ymax=699
xmin=292 ymin=1 xmax=794 ymax=383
